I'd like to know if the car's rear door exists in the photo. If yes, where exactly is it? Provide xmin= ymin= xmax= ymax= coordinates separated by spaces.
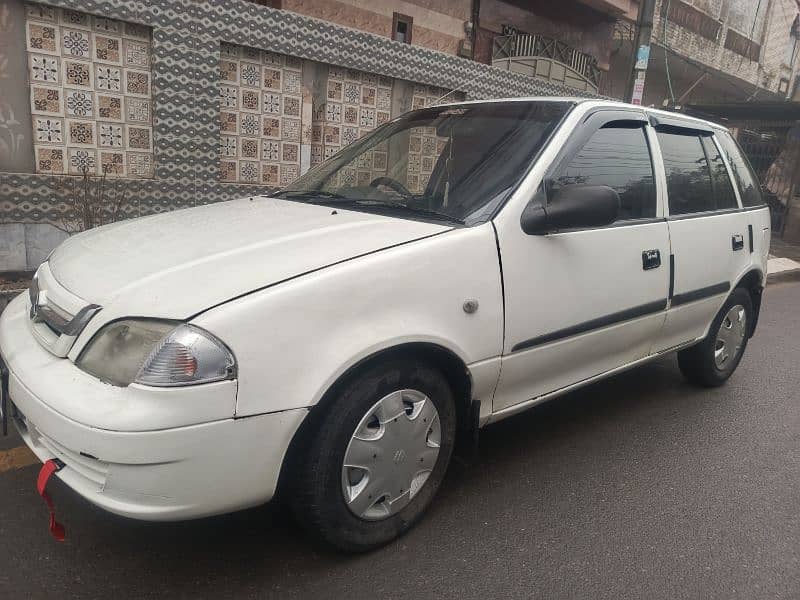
xmin=650 ymin=118 xmax=754 ymax=352
xmin=492 ymin=108 xmax=671 ymax=414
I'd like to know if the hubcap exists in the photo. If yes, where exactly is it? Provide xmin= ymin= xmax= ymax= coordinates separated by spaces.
xmin=714 ymin=304 xmax=747 ymax=370
xmin=341 ymin=389 xmax=441 ymax=521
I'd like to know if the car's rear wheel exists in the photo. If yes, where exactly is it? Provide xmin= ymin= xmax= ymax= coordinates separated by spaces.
xmin=677 ymin=288 xmax=753 ymax=387
xmin=290 ymin=358 xmax=456 ymax=552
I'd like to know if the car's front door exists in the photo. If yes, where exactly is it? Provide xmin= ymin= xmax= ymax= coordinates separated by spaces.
xmin=492 ymin=109 xmax=671 ymax=414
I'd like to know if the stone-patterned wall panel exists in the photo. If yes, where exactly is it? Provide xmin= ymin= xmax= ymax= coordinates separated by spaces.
xmin=3 ymin=0 xmax=598 ymax=229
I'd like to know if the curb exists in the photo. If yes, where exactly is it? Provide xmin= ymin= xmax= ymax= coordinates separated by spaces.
xmin=767 ymin=268 xmax=800 ymax=285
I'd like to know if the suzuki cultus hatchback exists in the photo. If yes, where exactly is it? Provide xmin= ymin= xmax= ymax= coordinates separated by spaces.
xmin=0 ymin=99 xmax=769 ymax=551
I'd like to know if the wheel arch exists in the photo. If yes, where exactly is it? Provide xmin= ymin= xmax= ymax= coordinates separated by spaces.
xmin=275 ymin=342 xmax=474 ymax=500
xmin=733 ymin=268 xmax=764 ymax=337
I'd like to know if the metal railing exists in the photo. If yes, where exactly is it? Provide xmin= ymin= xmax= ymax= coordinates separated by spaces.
xmin=492 ymin=33 xmax=601 ymax=88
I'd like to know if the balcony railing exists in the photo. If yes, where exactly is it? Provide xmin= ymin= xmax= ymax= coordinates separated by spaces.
xmin=492 ymin=33 xmax=601 ymax=92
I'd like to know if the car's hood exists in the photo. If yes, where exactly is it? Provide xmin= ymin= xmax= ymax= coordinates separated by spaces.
xmin=48 ymin=197 xmax=451 ymax=318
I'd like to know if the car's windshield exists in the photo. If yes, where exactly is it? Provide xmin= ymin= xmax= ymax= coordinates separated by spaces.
xmin=274 ymin=101 xmax=573 ymax=225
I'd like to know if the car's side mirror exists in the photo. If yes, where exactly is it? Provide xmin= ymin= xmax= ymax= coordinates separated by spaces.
xmin=520 ymin=184 xmax=620 ymax=235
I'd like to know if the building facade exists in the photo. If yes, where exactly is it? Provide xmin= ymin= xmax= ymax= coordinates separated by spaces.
xmin=605 ymin=0 xmax=800 ymax=105
xmin=0 ymin=0 xmax=594 ymax=272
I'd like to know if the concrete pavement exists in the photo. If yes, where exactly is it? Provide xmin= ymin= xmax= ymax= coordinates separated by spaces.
xmin=0 ymin=281 xmax=799 ymax=598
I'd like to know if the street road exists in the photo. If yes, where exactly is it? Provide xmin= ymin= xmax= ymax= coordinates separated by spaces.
xmin=1 ymin=281 xmax=799 ymax=599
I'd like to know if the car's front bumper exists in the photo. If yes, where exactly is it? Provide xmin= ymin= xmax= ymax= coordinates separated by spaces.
xmin=0 ymin=294 xmax=307 ymax=521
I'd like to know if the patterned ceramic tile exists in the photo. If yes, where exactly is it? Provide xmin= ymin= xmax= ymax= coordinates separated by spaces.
xmin=27 ymin=22 xmax=59 ymax=55
xmin=34 ymin=146 xmax=65 ymax=173
xmin=61 ymin=9 xmax=90 ymax=29
xmin=30 ymin=54 xmax=59 ymax=83
xmin=128 ymin=152 xmax=153 ymax=178
xmin=262 ymin=92 xmax=281 ymax=114
xmin=240 ymin=88 xmax=261 ymax=113
xmin=240 ymin=62 xmax=260 ymax=87
xmin=125 ymin=97 xmax=150 ymax=123
xmin=95 ymin=65 xmax=122 ymax=91
xmin=220 ymin=136 xmax=237 ymax=158
xmin=66 ymin=119 xmax=95 ymax=146
xmin=26 ymin=3 xmax=56 ymax=23
xmin=31 ymin=86 xmax=64 ymax=115
xmin=280 ymin=163 xmax=299 ymax=186
xmin=125 ymin=125 xmax=151 ymax=150
xmin=93 ymin=17 xmax=121 ymax=35
xmin=283 ymin=70 xmax=301 ymax=94
xmin=240 ymin=137 xmax=260 ymax=159
xmin=33 ymin=116 xmax=63 ymax=143
xmin=263 ymin=67 xmax=281 ymax=91
xmin=62 ymin=59 xmax=92 ymax=87
xmin=62 ymin=28 xmax=91 ymax=59
xmin=97 ymin=94 xmax=123 ymax=121
xmin=67 ymin=147 xmax=96 ymax=174
xmin=64 ymin=88 xmax=93 ymax=117
xmin=239 ymin=161 xmax=259 ymax=183
xmin=262 ymin=140 xmax=280 ymax=161
xmin=94 ymin=34 xmax=122 ymax=64
xmin=124 ymin=69 xmax=149 ymax=96
xmin=261 ymin=162 xmax=279 ymax=185
xmin=99 ymin=150 xmax=125 ymax=175
xmin=98 ymin=122 xmax=124 ymax=148
xmin=282 ymin=118 xmax=300 ymax=142
xmin=123 ymin=39 xmax=150 ymax=68
xmin=262 ymin=116 xmax=280 ymax=139
xmin=220 ymin=111 xmax=238 ymax=134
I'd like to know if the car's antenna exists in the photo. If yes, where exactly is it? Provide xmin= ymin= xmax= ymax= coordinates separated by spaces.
xmin=433 ymin=72 xmax=484 ymax=104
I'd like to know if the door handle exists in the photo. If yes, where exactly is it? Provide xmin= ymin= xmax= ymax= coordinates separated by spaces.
xmin=642 ymin=249 xmax=661 ymax=270
xmin=732 ymin=234 xmax=744 ymax=251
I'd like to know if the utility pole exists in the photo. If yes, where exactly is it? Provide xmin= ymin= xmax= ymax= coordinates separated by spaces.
xmin=625 ymin=0 xmax=657 ymax=105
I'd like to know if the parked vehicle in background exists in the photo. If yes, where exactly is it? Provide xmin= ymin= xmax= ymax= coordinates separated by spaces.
xmin=0 ymin=98 xmax=770 ymax=551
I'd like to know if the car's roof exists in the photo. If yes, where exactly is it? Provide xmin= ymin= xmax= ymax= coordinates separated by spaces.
xmin=434 ymin=96 xmax=728 ymax=133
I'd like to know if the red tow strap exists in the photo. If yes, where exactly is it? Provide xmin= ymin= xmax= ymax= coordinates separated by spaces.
xmin=37 ymin=459 xmax=66 ymax=542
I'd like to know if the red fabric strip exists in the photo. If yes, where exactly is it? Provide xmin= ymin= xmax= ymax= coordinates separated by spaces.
xmin=37 ymin=459 xmax=65 ymax=542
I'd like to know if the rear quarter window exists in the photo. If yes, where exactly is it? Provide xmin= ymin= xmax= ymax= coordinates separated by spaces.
xmin=715 ymin=132 xmax=764 ymax=207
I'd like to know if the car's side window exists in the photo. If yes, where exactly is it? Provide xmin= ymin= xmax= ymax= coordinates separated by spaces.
xmin=550 ymin=121 xmax=656 ymax=220
xmin=715 ymin=133 xmax=764 ymax=207
xmin=701 ymin=136 xmax=738 ymax=210
xmin=657 ymin=130 xmax=715 ymax=215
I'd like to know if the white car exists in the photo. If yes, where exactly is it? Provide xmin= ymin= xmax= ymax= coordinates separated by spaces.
xmin=0 ymin=98 xmax=769 ymax=551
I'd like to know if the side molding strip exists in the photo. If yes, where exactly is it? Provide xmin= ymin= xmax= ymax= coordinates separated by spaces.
xmin=671 ymin=282 xmax=730 ymax=307
xmin=511 ymin=299 xmax=668 ymax=353
xmin=668 ymin=254 xmax=675 ymax=300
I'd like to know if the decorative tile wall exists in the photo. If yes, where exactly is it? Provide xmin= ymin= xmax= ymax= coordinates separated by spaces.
xmin=2 ymin=0 xmax=595 ymax=232
xmin=25 ymin=2 xmax=153 ymax=179
xmin=217 ymin=43 xmax=303 ymax=186
xmin=407 ymin=84 xmax=455 ymax=193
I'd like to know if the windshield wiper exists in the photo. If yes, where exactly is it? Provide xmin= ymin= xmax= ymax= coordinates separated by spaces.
xmin=333 ymin=199 xmax=465 ymax=225
xmin=272 ymin=189 xmax=347 ymax=200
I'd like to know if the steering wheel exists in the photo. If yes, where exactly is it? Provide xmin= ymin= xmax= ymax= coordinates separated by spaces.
xmin=369 ymin=176 xmax=413 ymax=199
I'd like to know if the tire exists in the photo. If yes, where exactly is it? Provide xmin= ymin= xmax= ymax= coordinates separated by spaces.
xmin=677 ymin=288 xmax=753 ymax=387
xmin=290 ymin=357 xmax=457 ymax=552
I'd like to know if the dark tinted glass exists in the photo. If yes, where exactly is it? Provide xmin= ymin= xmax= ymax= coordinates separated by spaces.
xmin=551 ymin=123 xmax=656 ymax=220
xmin=701 ymin=136 xmax=738 ymax=209
xmin=279 ymin=101 xmax=573 ymax=225
xmin=716 ymin=132 xmax=764 ymax=206
xmin=657 ymin=131 xmax=714 ymax=215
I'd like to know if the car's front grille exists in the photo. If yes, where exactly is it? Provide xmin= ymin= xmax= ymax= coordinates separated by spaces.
xmin=27 ymin=263 xmax=101 ymax=357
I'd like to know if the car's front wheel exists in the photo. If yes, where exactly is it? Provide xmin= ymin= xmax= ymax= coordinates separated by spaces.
xmin=677 ymin=287 xmax=753 ymax=387
xmin=291 ymin=357 xmax=456 ymax=552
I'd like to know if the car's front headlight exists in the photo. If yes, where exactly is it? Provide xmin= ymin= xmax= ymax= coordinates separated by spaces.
xmin=76 ymin=319 xmax=236 ymax=387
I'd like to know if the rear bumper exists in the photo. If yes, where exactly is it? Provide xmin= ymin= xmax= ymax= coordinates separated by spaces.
xmin=1 ymin=294 xmax=307 ymax=521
